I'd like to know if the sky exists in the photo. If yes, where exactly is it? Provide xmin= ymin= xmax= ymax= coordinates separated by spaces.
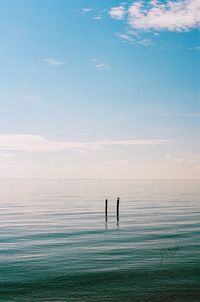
xmin=0 ymin=0 xmax=199 ymax=179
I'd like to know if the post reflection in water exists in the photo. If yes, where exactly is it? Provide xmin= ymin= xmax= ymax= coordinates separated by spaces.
xmin=117 ymin=216 xmax=119 ymax=229
xmin=105 ymin=216 xmax=108 ymax=229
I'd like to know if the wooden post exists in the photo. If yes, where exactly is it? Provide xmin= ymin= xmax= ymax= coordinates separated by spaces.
xmin=105 ymin=199 xmax=108 ymax=219
xmin=117 ymin=197 xmax=120 ymax=219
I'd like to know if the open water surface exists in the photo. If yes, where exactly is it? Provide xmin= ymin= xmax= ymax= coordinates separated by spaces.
xmin=0 ymin=179 xmax=199 ymax=301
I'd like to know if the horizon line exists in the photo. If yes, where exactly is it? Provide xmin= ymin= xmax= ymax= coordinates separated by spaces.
xmin=0 ymin=177 xmax=199 ymax=181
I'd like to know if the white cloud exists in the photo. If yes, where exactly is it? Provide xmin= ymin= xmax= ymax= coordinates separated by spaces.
xmin=109 ymin=5 xmax=126 ymax=20
xmin=129 ymin=0 xmax=200 ymax=31
xmin=0 ymin=134 xmax=171 ymax=153
xmin=0 ymin=134 xmax=80 ymax=153
xmin=43 ymin=58 xmax=67 ymax=66
xmin=110 ymin=0 xmax=200 ymax=31
xmin=91 ymin=59 xmax=112 ymax=71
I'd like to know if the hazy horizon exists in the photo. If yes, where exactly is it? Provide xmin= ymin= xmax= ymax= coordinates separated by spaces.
xmin=0 ymin=0 xmax=199 ymax=179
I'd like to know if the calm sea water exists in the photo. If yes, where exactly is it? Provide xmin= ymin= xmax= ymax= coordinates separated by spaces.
xmin=0 ymin=179 xmax=199 ymax=302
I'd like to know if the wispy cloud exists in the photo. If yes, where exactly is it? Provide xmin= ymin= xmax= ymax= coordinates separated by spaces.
xmin=116 ymin=32 xmax=134 ymax=43
xmin=82 ymin=132 xmax=91 ymax=137
xmin=0 ymin=151 xmax=14 ymax=159
xmin=25 ymin=94 xmax=46 ymax=105
xmin=188 ymin=46 xmax=200 ymax=50
xmin=79 ymin=7 xmax=105 ymax=20
xmin=109 ymin=5 xmax=127 ymax=20
xmin=0 ymin=134 xmax=172 ymax=153
xmin=113 ymin=112 xmax=200 ymax=120
xmin=0 ymin=151 xmax=15 ymax=165
xmin=80 ymin=8 xmax=92 ymax=14
xmin=42 ymin=58 xmax=67 ymax=66
xmin=91 ymin=59 xmax=112 ymax=71
xmin=93 ymin=15 xmax=101 ymax=20
xmin=137 ymin=38 xmax=154 ymax=46
xmin=165 ymin=154 xmax=200 ymax=164
xmin=116 ymin=32 xmax=154 ymax=46
xmin=110 ymin=0 xmax=200 ymax=32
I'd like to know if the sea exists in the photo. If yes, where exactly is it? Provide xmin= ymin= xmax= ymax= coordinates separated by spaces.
xmin=0 ymin=179 xmax=199 ymax=302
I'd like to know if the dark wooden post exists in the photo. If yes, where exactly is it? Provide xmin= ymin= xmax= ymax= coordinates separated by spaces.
xmin=117 ymin=197 xmax=120 ymax=219
xmin=105 ymin=199 xmax=108 ymax=218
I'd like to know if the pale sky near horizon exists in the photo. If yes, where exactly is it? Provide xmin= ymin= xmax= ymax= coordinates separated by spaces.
xmin=0 ymin=0 xmax=199 ymax=179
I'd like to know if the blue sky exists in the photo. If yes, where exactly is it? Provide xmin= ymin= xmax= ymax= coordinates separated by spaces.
xmin=0 ymin=0 xmax=199 ymax=178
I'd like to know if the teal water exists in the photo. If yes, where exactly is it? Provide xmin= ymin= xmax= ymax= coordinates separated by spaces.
xmin=0 ymin=179 xmax=199 ymax=302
